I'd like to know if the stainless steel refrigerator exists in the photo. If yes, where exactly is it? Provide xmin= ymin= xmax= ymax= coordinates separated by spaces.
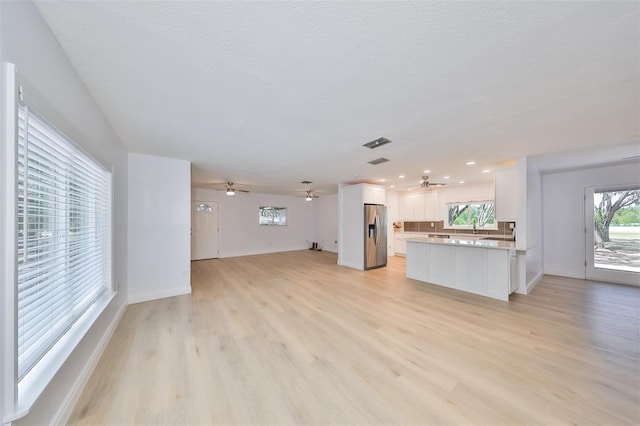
xmin=364 ymin=203 xmax=387 ymax=270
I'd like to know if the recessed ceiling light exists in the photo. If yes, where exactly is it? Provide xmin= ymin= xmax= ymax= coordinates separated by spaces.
xmin=458 ymin=181 xmax=465 ymax=184
xmin=466 ymin=161 xmax=476 ymax=166
xmin=482 ymin=169 xmax=491 ymax=173
xmin=408 ymin=188 xmax=412 ymax=191
xmin=390 ymin=185 xmax=395 ymax=188
xmin=423 ymin=170 xmax=431 ymax=173
xmin=443 ymin=176 xmax=450 ymax=179
xmin=399 ymin=175 xmax=405 ymax=178
xmin=379 ymin=179 xmax=385 ymax=182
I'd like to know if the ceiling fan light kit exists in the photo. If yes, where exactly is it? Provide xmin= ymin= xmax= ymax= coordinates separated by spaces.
xmin=302 ymin=190 xmax=318 ymax=201
xmin=420 ymin=176 xmax=445 ymax=190
xmin=221 ymin=182 xmax=249 ymax=195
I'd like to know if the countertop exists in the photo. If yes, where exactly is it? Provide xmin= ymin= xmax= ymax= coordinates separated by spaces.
xmin=405 ymin=236 xmax=516 ymax=250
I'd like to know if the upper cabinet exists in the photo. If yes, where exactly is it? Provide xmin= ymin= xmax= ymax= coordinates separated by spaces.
xmin=413 ymin=194 xmax=426 ymax=219
xmin=495 ymin=167 xmax=518 ymax=221
xmin=423 ymin=192 xmax=439 ymax=219
xmin=363 ymin=185 xmax=386 ymax=205
xmin=398 ymin=192 xmax=440 ymax=221
xmin=398 ymin=194 xmax=414 ymax=220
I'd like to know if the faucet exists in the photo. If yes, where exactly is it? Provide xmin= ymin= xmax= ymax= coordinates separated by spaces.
xmin=472 ymin=220 xmax=478 ymax=234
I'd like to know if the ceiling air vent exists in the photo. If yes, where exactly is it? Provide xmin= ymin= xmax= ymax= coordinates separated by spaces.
xmin=363 ymin=137 xmax=392 ymax=149
xmin=301 ymin=180 xmax=313 ymax=184
xmin=368 ymin=157 xmax=390 ymax=165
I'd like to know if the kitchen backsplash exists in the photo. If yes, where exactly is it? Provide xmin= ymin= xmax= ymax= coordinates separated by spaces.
xmin=402 ymin=220 xmax=515 ymax=236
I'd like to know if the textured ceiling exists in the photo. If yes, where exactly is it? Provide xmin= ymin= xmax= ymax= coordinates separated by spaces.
xmin=36 ymin=1 xmax=639 ymax=195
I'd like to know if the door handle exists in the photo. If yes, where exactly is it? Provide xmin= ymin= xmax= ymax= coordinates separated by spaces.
xmin=374 ymin=214 xmax=378 ymax=245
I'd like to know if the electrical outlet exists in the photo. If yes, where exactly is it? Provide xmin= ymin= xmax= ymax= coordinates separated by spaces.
xmin=509 ymin=222 xmax=515 ymax=229
xmin=431 ymin=222 xmax=435 ymax=227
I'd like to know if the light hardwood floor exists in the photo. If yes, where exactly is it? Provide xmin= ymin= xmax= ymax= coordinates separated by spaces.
xmin=68 ymin=251 xmax=640 ymax=425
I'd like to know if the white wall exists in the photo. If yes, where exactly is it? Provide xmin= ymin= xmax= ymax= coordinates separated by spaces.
xmin=128 ymin=153 xmax=191 ymax=303
xmin=192 ymin=188 xmax=314 ymax=258
xmin=542 ymin=161 xmax=640 ymax=278
xmin=524 ymin=159 xmax=544 ymax=288
xmin=337 ymin=184 xmax=365 ymax=269
xmin=1 ymin=1 xmax=128 ymax=424
xmin=386 ymin=191 xmax=399 ymax=256
xmin=313 ymin=193 xmax=338 ymax=253
xmin=495 ymin=167 xmax=518 ymax=221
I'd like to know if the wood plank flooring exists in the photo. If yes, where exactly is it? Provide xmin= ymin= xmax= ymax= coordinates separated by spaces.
xmin=68 ymin=250 xmax=640 ymax=425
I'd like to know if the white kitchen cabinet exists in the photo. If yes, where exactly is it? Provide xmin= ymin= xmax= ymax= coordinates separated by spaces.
xmin=406 ymin=238 xmax=515 ymax=301
xmin=413 ymin=194 xmax=425 ymax=220
xmin=455 ymin=246 xmax=487 ymax=293
xmin=395 ymin=235 xmax=407 ymax=255
xmin=423 ymin=191 xmax=439 ymax=220
xmin=399 ymin=192 xmax=440 ymax=221
xmin=364 ymin=185 xmax=386 ymax=205
xmin=398 ymin=195 xmax=414 ymax=220
xmin=429 ymin=244 xmax=456 ymax=286
xmin=406 ymin=240 xmax=429 ymax=279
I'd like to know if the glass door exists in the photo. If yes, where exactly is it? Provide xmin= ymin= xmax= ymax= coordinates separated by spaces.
xmin=585 ymin=186 xmax=640 ymax=285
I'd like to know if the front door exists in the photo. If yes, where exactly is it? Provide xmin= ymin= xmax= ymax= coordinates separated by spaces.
xmin=585 ymin=186 xmax=639 ymax=286
xmin=191 ymin=201 xmax=219 ymax=260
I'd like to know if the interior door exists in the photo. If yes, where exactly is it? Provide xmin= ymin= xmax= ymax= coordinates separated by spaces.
xmin=585 ymin=187 xmax=639 ymax=286
xmin=191 ymin=201 xmax=219 ymax=260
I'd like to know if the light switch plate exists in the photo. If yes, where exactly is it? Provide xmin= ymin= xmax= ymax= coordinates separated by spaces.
xmin=509 ymin=222 xmax=515 ymax=229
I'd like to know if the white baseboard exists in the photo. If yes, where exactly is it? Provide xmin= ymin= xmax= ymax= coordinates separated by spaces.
xmin=128 ymin=285 xmax=192 ymax=305
xmin=526 ymin=272 xmax=543 ymax=294
xmin=51 ymin=299 xmax=127 ymax=425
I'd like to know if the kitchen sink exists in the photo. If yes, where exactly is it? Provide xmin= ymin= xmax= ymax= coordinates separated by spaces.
xmin=481 ymin=236 xmax=514 ymax=241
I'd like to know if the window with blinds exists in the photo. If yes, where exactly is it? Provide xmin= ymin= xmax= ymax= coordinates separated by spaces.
xmin=16 ymin=102 xmax=112 ymax=379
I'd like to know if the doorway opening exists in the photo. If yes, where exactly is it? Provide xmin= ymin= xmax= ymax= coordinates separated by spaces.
xmin=586 ymin=186 xmax=639 ymax=285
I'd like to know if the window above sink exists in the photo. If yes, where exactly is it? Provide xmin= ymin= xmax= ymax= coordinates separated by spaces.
xmin=446 ymin=201 xmax=497 ymax=230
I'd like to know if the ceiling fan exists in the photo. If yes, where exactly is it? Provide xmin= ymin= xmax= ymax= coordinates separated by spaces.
xmin=420 ymin=176 xmax=446 ymax=189
xmin=218 ymin=182 xmax=249 ymax=196
xmin=299 ymin=190 xmax=319 ymax=201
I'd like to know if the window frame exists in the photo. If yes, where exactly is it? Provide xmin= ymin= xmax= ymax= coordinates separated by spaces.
xmin=2 ymin=69 xmax=115 ymax=421
xmin=259 ymin=206 xmax=288 ymax=227
xmin=446 ymin=200 xmax=497 ymax=230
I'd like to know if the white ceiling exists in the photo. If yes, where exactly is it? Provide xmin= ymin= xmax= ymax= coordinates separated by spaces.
xmin=36 ymin=1 xmax=639 ymax=196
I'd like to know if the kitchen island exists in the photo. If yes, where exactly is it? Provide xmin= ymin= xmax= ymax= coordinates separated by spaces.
xmin=406 ymin=237 xmax=517 ymax=301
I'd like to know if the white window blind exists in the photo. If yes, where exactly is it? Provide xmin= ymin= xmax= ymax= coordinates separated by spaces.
xmin=16 ymin=102 xmax=112 ymax=379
